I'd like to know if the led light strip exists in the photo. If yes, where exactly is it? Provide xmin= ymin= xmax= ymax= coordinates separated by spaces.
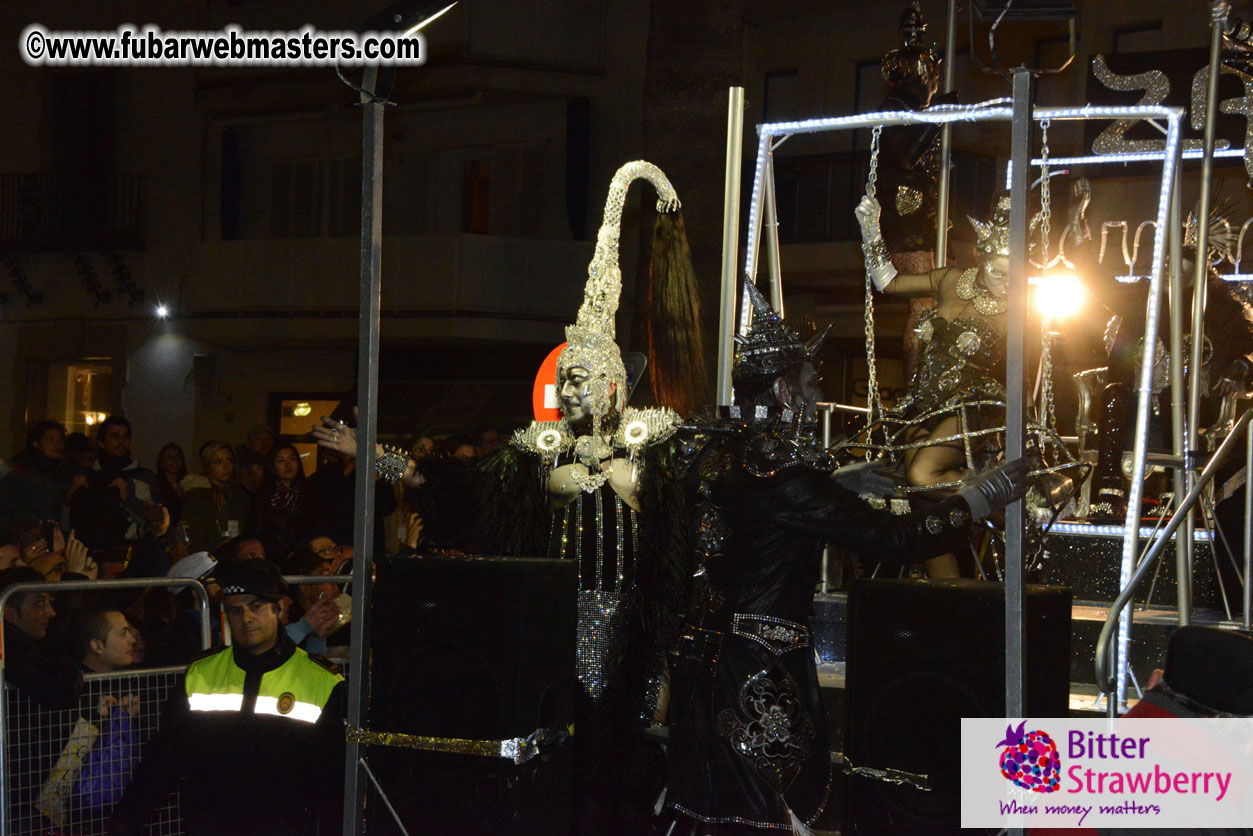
xmin=1114 ymin=111 xmax=1181 ymax=711
xmin=1005 ymin=147 xmax=1246 ymax=186
xmin=740 ymin=101 xmax=1186 ymax=333
xmin=1050 ymin=522 xmax=1213 ymax=541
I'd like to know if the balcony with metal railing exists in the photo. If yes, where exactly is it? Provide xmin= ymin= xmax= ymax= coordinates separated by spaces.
xmin=0 ymin=172 xmax=143 ymax=254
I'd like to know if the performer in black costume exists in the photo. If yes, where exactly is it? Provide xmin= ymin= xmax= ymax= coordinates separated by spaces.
xmin=659 ymin=281 xmax=1029 ymax=834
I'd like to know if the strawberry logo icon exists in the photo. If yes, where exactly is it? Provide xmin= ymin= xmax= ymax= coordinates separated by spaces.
xmin=995 ymin=720 xmax=1060 ymax=793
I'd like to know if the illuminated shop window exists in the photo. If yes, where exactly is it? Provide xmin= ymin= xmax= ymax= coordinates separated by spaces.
xmin=46 ymin=360 xmax=116 ymax=436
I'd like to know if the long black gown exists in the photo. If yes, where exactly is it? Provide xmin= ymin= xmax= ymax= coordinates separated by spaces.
xmin=664 ymin=421 xmax=978 ymax=833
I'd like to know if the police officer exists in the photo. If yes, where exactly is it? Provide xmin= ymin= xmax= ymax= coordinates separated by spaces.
xmin=111 ymin=558 xmax=346 ymax=835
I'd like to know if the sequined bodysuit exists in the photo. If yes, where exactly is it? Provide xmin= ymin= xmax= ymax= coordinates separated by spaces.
xmin=892 ymin=308 xmax=1006 ymax=419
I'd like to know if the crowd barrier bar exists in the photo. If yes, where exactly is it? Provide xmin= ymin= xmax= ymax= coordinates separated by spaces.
xmin=0 ymin=577 xmax=211 ymax=836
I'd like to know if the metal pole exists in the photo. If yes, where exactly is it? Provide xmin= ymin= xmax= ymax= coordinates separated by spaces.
xmin=1095 ymin=408 xmax=1253 ymax=692
xmin=743 ymin=154 xmax=768 ymax=303
xmin=763 ymin=148 xmax=785 ymax=315
xmin=1168 ymin=138 xmax=1191 ymax=625
xmin=1245 ymin=428 xmax=1252 ymax=630
xmin=821 ymin=405 xmax=833 ymax=594
xmin=1006 ymin=68 xmax=1034 ymax=726
xmin=1113 ymin=110 xmax=1185 ymax=712
xmin=344 ymin=72 xmax=385 ymax=836
xmin=717 ymin=86 xmax=746 ymax=407
xmin=934 ymin=0 xmax=958 ymax=267
xmin=1186 ymin=11 xmax=1225 ymax=620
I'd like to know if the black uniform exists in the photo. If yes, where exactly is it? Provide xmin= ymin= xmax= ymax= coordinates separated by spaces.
xmin=109 ymin=631 xmax=346 ymax=836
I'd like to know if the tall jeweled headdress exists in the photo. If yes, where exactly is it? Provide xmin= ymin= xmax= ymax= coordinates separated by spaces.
xmin=733 ymin=279 xmax=829 ymax=390
xmin=970 ymin=192 xmax=1013 ymax=258
xmin=557 ymin=161 xmax=681 ymax=435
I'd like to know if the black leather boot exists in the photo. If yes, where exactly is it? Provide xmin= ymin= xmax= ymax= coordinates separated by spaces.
xmin=1091 ymin=382 xmax=1131 ymax=520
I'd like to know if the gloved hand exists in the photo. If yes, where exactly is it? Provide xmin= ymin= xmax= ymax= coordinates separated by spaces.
xmin=833 ymin=460 xmax=897 ymax=498
xmin=854 ymin=195 xmax=883 ymax=238
xmin=957 ymin=458 xmax=1030 ymax=520
xmin=855 ymin=195 xmax=898 ymax=291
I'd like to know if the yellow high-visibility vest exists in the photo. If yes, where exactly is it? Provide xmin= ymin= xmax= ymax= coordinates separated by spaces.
xmin=185 ymin=646 xmax=342 ymax=725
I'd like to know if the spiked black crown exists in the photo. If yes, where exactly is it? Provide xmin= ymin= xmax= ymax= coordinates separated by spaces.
xmin=732 ymin=280 xmax=830 ymax=387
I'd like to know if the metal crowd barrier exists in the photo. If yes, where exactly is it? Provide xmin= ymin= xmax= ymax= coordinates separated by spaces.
xmin=0 ymin=573 xmax=356 ymax=836
xmin=0 ymin=577 xmax=212 ymax=836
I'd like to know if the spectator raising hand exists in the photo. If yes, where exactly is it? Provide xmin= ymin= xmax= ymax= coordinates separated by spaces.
xmin=64 ymin=530 xmax=97 ymax=581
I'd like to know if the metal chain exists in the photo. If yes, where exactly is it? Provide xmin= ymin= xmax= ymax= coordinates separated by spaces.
xmin=1038 ymin=118 xmax=1057 ymax=443
xmin=1041 ymin=332 xmax=1058 ymax=443
xmin=1039 ymin=118 xmax=1052 ymax=264
xmin=866 ymin=126 xmax=881 ymax=199
xmin=864 ymin=126 xmax=884 ymax=431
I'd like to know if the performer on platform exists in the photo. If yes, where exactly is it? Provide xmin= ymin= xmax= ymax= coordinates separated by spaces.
xmin=659 ymin=281 xmax=1029 ymax=834
xmin=314 ymin=160 xmax=704 ymax=832
xmin=1089 ymin=208 xmax=1253 ymax=520
xmin=315 ymin=160 xmax=694 ymax=710
xmin=856 ymin=190 xmax=1016 ymax=494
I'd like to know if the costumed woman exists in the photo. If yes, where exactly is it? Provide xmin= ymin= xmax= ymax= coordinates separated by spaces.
xmin=856 ymin=190 xmax=1018 ymax=494
xmin=854 ymin=191 xmax=1022 ymax=581
xmin=313 ymin=160 xmax=704 ymax=832
xmin=659 ymin=280 xmax=1029 ymax=834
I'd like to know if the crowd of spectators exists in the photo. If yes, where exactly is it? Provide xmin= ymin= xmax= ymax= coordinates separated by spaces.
xmin=0 ymin=413 xmax=501 ymax=833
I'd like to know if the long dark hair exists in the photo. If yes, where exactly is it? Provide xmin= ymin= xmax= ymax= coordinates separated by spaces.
xmin=265 ymin=442 xmax=308 ymax=490
xmin=156 ymin=442 xmax=188 ymax=484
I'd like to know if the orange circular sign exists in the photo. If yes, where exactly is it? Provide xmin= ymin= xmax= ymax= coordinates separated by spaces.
xmin=532 ymin=342 xmax=566 ymax=422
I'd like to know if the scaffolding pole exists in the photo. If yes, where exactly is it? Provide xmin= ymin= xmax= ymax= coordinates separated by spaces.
xmin=1006 ymin=68 xmax=1034 ymax=725
xmin=343 ymin=68 xmax=384 ymax=836
xmin=717 ymin=87 xmax=746 ymax=406
xmin=1184 ymin=5 xmax=1227 ymax=625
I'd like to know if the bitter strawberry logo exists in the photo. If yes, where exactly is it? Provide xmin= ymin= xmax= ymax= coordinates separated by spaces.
xmin=996 ymin=720 xmax=1061 ymax=793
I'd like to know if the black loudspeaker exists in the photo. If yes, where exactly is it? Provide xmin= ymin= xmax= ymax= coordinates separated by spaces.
xmin=844 ymin=578 xmax=1071 ymax=836
xmin=368 ymin=555 xmax=578 ymax=836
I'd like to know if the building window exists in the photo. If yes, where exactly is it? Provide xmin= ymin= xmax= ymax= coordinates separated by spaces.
xmin=270 ymin=156 xmax=362 ymax=238
xmin=46 ymin=360 xmax=116 ymax=436
xmin=852 ymin=58 xmax=885 ymax=150
xmin=764 ymin=70 xmax=801 ymax=122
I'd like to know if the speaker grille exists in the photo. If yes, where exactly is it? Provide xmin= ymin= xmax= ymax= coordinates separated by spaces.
xmin=844 ymin=578 xmax=1071 ymax=835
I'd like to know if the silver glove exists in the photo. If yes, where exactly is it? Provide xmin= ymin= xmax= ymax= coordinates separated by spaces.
xmin=855 ymin=196 xmax=898 ymax=291
xmin=957 ymin=459 xmax=1030 ymax=520
xmin=833 ymin=460 xmax=897 ymax=499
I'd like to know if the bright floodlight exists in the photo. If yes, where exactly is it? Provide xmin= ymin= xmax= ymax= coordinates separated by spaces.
xmin=1033 ymin=271 xmax=1084 ymax=320
xmin=155 ymin=304 xmax=169 ymax=319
